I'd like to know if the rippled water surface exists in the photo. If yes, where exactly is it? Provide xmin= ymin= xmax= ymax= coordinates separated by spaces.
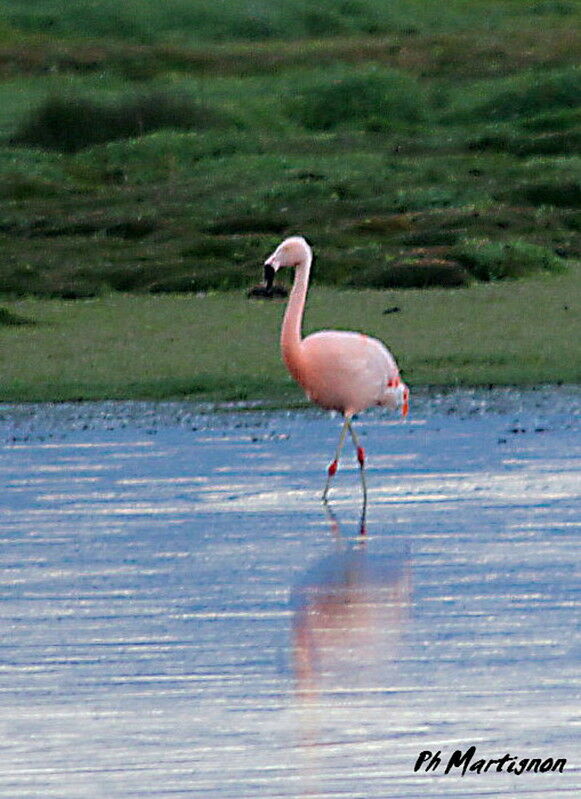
xmin=1 ymin=389 xmax=579 ymax=798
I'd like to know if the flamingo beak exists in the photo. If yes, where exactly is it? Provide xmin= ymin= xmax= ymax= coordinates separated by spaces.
xmin=402 ymin=387 xmax=409 ymax=418
xmin=263 ymin=263 xmax=276 ymax=291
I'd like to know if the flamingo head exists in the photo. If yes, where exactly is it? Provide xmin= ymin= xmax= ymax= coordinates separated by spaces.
xmin=385 ymin=377 xmax=409 ymax=417
xmin=387 ymin=377 xmax=409 ymax=417
xmin=264 ymin=236 xmax=311 ymax=290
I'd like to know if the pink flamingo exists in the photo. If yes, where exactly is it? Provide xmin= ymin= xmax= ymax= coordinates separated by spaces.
xmin=264 ymin=236 xmax=409 ymax=506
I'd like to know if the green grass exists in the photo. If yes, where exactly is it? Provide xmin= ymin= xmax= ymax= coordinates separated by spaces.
xmin=451 ymin=238 xmax=566 ymax=280
xmin=3 ymin=1 xmax=577 ymax=45
xmin=0 ymin=261 xmax=579 ymax=402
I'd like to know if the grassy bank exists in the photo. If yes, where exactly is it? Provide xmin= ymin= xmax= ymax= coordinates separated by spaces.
xmin=1 ymin=260 xmax=579 ymax=403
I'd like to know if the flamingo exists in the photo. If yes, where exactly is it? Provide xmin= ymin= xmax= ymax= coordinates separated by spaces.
xmin=263 ymin=236 xmax=409 ymax=508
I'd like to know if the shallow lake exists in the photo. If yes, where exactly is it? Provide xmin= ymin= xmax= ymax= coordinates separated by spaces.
xmin=1 ymin=388 xmax=579 ymax=798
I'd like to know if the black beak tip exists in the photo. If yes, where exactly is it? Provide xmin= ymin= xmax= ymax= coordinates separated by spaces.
xmin=263 ymin=263 xmax=276 ymax=291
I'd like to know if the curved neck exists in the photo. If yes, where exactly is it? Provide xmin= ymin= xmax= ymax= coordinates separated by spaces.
xmin=281 ymin=253 xmax=311 ymax=378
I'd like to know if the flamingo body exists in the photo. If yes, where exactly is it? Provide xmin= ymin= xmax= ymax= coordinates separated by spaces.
xmin=296 ymin=330 xmax=401 ymax=416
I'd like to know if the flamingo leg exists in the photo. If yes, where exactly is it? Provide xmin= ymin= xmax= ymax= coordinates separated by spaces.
xmin=347 ymin=421 xmax=368 ymax=516
xmin=322 ymin=416 xmax=350 ymax=503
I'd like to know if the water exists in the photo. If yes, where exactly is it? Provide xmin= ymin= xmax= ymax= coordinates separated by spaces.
xmin=1 ymin=389 xmax=579 ymax=797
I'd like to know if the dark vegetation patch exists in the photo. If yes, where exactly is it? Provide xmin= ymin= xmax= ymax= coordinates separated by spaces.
xmin=468 ymin=128 xmax=580 ymax=157
xmin=348 ymin=259 xmax=471 ymax=288
xmin=0 ymin=172 xmax=69 ymax=200
xmin=511 ymin=181 xmax=581 ymax=208
xmin=347 ymin=215 xmax=414 ymax=235
xmin=147 ymin=266 xmax=245 ymax=294
xmin=0 ymin=305 xmax=36 ymax=325
xmin=10 ymin=91 xmax=238 ymax=153
xmin=0 ymin=214 xmax=160 ymax=239
xmin=401 ymin=230 xmax=459 ymax=247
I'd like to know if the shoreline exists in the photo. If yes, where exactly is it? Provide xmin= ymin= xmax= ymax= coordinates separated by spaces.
xmin=1 ymin=384 xmax=579 ymax=442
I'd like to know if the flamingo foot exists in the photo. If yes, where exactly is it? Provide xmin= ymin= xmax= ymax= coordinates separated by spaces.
xmin=402 ymin=387 xmax=410 ymax=418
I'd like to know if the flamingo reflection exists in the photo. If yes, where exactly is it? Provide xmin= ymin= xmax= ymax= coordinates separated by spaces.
xmin=291 ymin=509 xmax=411 ymax=700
